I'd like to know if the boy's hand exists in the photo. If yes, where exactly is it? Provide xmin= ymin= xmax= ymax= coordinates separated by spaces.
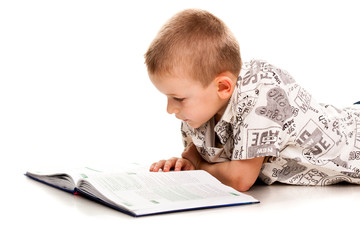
xmin=149 ymin=157 xmax=196 ymax=172
xmin=149 ymin=143 xmax=203 ymax=172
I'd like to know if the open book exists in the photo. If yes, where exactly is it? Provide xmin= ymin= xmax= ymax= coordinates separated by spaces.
xmin=25 ymin=167 xmax=259 ymax=217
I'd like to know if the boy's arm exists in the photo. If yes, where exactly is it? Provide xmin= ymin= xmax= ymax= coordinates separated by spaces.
xmin=198 ymin=157 xmax=264 ymax=192
xmin=150 ymin=143 xmax=264 ymax=192
xmin=181 ymin=143 xmax=264 ymax=192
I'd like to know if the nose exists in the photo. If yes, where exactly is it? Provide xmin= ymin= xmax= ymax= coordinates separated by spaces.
xmin=167 ymin=98 xmax=180 ymax=115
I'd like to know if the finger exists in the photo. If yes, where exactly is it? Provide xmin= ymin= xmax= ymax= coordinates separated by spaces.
xmin=152 ymin=160 xmax=166 ymax=172
xmin=149 ymin=163 xmax=156 ymax=172
xmin=174 ymin=158 xmax=184 ymax=171
xmin=183 ymin=162 xmax=196 ymax=171
xmin=163 ymin=157 xmax=177 ymax=172
xmin=149 ymin=162 xmax=160 ymax=172
xmin=182 ymin=159 xmax=196 ymax=171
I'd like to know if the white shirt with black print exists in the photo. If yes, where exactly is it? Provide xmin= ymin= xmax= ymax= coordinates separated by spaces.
xmin=181 ymin=59 xmax=360 ymax=185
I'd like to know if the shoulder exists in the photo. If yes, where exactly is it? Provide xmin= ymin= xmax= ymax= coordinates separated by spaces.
xmin=239 ymin=59 xmax=296 ymax=89
xmin=235 ymin=60 xmax=299 ymax=113
xmin=231 ymin=60 xmax=290 ymax=115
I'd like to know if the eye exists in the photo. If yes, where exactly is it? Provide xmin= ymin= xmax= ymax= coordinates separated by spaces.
xmin=173 ymin=97 xmax=185 ymax=102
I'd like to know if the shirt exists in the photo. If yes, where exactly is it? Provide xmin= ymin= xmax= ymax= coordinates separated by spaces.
xmin=181 ymin=59 xmax=360 ymax=185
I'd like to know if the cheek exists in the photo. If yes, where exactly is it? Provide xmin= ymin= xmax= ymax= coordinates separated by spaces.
xmin=186 ymin=101 xmax=208 ymax=118
xmin=181 ymin=101 xmax=197 ymax=117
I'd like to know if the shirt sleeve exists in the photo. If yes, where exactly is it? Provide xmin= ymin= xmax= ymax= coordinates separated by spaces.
xmin=231 ymin=61 xmax=300 ymax=160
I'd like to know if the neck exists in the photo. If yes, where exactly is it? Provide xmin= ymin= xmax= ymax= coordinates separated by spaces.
xmin=214 ymin=98 xmax=231 ymax=124
xmin=214 ymin=113 xmax=222 ymax=125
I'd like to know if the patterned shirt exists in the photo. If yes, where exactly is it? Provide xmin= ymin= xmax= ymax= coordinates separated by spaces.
xmin=181 ymin=60 xmax=360 ymax=185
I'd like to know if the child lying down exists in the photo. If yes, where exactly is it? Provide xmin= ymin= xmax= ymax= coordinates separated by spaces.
xmin=145 ymin=9 xmax=360 ymax=191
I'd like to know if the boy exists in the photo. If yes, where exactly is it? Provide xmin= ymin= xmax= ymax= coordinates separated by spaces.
xmin=145 ymin=9 xmax=360 ymax=191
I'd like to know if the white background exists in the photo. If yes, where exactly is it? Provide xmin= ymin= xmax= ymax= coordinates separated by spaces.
xmin=1 ymin=0 xmax=360 ymax=239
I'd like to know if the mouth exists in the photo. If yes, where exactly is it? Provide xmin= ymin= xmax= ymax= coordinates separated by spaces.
xmin=175 ymin=115 xmax=187 ymax=121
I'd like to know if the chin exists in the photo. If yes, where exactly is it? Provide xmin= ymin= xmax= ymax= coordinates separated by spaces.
xmin=187 ymin=121 xmax=203 ymax=129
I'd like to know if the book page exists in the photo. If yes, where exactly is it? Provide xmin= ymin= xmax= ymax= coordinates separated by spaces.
xmin=26 ymin=166 xmax=103 ymax=192
xmin=79 ymin=170 xmax=258 ymax=215
xmin=25 ymin=163 xmax=146 ymax=193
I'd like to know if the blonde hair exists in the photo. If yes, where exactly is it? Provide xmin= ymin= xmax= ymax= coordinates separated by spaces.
xmin=145 ymin=9 xmax=241 ymax=86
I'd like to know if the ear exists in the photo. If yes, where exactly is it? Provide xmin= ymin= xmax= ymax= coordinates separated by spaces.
xmin=215 ymin=72 xmax=236 ymax=100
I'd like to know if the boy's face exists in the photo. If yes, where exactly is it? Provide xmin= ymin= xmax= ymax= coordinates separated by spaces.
xmin=150 ymin=73 xmax=229 ymax=129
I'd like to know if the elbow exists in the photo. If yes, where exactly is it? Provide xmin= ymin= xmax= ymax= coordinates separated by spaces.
xmin=232 ymin=179 xmax=255 ymax=192
xmin=234 ymin=184 xmax=252 ymax=192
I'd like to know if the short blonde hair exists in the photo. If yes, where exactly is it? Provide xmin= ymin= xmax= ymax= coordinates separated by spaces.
xmin=145 ymin=9 xmax=241 ymax=86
